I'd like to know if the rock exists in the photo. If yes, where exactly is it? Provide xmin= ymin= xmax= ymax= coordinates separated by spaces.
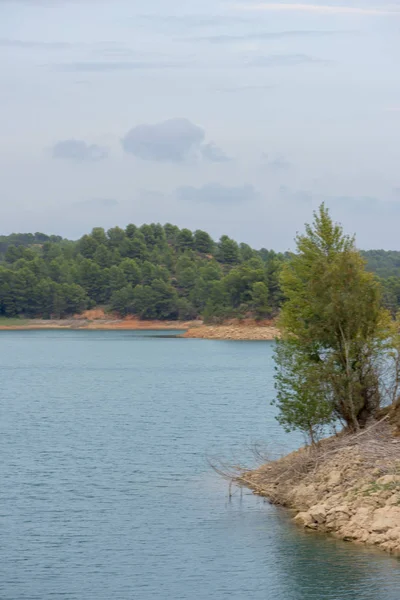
xmin=328 ymin=470 xmax=342 ymax=487
xmin=376 ymin=474 xmax=400 ymax=486
xmin=368 ymin=533 xmax=388 ymax=545
xmin=327 ymin=505 xmax=351 ymax=517
xmin=370 ymin=506 xmax=400 ymax=534
xmin=387 ymin=526 xmax=400 ymax=542
xmin=342 ymin=531 xmax=359 ymax=542
xmin=381 ymin=540 xmax=400 ymax=553
xmin=293 ymin=511 xmax=314 ymax=527
xmin=387 ymin=494 xmax=400 ymax=506
xmin=309 ymin=505 xmax=327 ymax=524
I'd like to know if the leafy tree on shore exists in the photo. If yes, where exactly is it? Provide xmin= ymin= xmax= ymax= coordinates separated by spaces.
xmin=274 ymin=204 xmax=399 ymax=441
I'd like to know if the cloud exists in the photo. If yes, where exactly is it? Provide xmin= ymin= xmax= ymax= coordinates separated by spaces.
xmin=136 ymin=14 xmax=252 ymax=30
xmin=215 ymin=83 xmax=274 ymax=93
xmin=177 ymin=183 xmax=258 ymax=204
xmin=278 ymin=188 xmax=400 ymax=216
xmin=233 ymin=3 xmax=400 ymax=16
xmin=0 ymin=38 xmax=71 ymax=49
xmin=201 ymin=142 xmax=232 ymax=162
xmin=197 ymin=30 xmax=341 ymax=44
xmin=279 ymin=186 xmax=312 ymax=204
xmin=249 ymin=54 xmax=327 ymax=67
xmin=73 ymin=198 xmax=119 ymax=208
xmin=53 ymin=61 xmax=184 ymax=73
xmin=326 ymin=195 xmax=395 ymax=214
xmin=122 ymin=118 xmax=204 ymax=162
xmin=51 ymin=139 xmax=109 ymax=162
xmin=121 ymin=118 xmax=229 ymax=163
xmin=262 ymin=154 xmax=293 ymax=171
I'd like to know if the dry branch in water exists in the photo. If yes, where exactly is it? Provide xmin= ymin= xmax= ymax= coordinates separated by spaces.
xmin=211 ymin=416 xmax=400 ymax=507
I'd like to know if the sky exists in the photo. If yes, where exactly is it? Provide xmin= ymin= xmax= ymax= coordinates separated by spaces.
xmin=0 ymin=0 xmax=400 ymax=250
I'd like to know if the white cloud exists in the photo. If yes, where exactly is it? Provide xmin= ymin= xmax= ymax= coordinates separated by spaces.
xmin=177 ymin=183 xmax=258 ymax=204
xmin=51 ymin=139 xmax=109 ymax=162
xmin=232 ymin=3 xmax=400 ymax=16
xmin=121 ymin=119 xmax=230 ymax=164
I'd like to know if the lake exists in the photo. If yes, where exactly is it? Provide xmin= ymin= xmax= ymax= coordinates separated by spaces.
xmin=1 ymin=330 xmax=399 ymax=599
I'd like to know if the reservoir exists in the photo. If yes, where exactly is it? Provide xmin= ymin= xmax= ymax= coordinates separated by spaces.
xmin=1 ymin=330 xmax=399 ymax=599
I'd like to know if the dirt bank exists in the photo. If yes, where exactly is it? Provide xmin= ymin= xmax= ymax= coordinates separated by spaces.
xmin=236 ymin=410 xmax=400 ymax=555
xmin=182 ymin=324 xmax=279 ymax=340
xmin=0 ymin=318 xmax=193 ymax=331
xmin=0 ymin=312 xmax=279 ymax=340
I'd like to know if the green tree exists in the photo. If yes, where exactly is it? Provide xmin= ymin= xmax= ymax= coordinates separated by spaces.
xmin=33 ymin=279 xmax=57 ymax=317
xmin=109 ymin=285 xmax=136 ymax=316
xmin=274 ymin=204 xmax=391 ymax=439
xmin=177 ymin=297 xmax=197 ymax=320
xmin=60 ymin=283 xmax=88 ymax=316
xmin=251 ymin=281 xmax=270 ymax=319
xmin=77 ymin=234 xmax=98 ymax=259
xmin=203 ymin=281 xmax=231 ymax=322
xmin=77 ymin=259 xmax=108 ymax=304
xmin=125 ymin=223 xmax=137 ymax=239
xmin=107 ymin=226 xmax=126 ymax=249
xmin=217 ymin=235 xmax=240 ymax=264
xmin=131 ymin=280 xmax=178 ymax=319
xmin=42 ymin=242 xmax=62 ymax=262
xmin=91 ymin=227 xmax=108 ymax=246
xmin=108 ymin=265 xmax=127 ymax=295
xmin=120 ymin=258 xmax=141 ymax=286
xmin=265 ymin=255 xmax=284 ymax=312
xmin=164 ymin=223 xmax=180 ymax=245
xmin=140 ymin=224 xmax=158 ymax=248
xmin=128 ymin=235 xmax=148 ymax=260
xmin=274 ymin=338 xmax=334 ymax=444
xmin=194 ymin=230 xmax=214 ymax=254
xmin=239 ymin=243 xmax=255 ymax=262
xmin=176 ymin=229 xmax=194 ymax=251
xmin=93 ymin=244 xmax=112 ymax=268
xmin=150 ymin=279 xmax=179 ymax=319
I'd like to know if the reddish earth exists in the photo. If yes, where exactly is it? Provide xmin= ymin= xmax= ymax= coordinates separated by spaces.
xmin=0 ymin=311 xmax=279 ymax=340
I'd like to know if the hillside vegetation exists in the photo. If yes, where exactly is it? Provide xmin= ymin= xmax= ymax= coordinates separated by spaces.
xmin=1 ymin=225 xmax=400 ymax=322
xmin=0 ymin=225 xmax=284 ymax=320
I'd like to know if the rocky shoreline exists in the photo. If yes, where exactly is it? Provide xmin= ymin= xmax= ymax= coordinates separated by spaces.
xmin=0 ymin=315 xmax=279 ymax=340
xmin=181 ymin=323 xmax=279 ymax=340
xmin=237 ymin=410 xmax=400 ymax=556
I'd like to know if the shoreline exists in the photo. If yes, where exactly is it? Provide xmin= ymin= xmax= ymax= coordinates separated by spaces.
xmin=0 ymin=318 xmax=279 ymax=340
xmin=236 ymin=411 xmax=400 ymax=556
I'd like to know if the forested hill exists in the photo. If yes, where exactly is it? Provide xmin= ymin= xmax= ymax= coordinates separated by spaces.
xmin=0 ymin=225 xmax=284 ymax=320
xmin=360 ymin=250 xmax=400 ymax=317
xmin=361 ymin=250 xmax=400 ymax=278
xmin=1 ymin=226 xmax=400 ymax=321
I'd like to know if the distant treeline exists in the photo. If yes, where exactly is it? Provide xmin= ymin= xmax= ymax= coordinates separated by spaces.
xmin=361 ymin=250 xmax=400 ymax=316
xmin=1 ymin=228 xmax=399 ymax=321
xmin=0 ymin=225 xmax=285 ymax=320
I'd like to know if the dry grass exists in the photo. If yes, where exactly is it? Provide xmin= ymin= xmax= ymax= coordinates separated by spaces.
xmin=212 ymin=407 xmax=400 ymax=506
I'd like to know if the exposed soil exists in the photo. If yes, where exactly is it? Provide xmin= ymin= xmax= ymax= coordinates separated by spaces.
xmin=0 ymin=311 xmax=279 ymax=340
xmin=234 ymin=407 xmax=400 ymax=556
xmin=182 ymin=322 xmax=279 ymax=341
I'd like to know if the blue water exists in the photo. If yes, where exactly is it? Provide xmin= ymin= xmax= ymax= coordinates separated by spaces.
xmin=0 ymin=330 xmax=399 ymax=600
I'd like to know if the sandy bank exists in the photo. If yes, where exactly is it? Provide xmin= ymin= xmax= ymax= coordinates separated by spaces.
xmin=182 ymin=324 xmax=279 ymax=340
xmin=0 ymin=312 xmax=279 ymax=340
xmin=236 ymin=409 xmax=400 ymax=555
xmin=0 ymin=318 xmax=192 ymax=331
